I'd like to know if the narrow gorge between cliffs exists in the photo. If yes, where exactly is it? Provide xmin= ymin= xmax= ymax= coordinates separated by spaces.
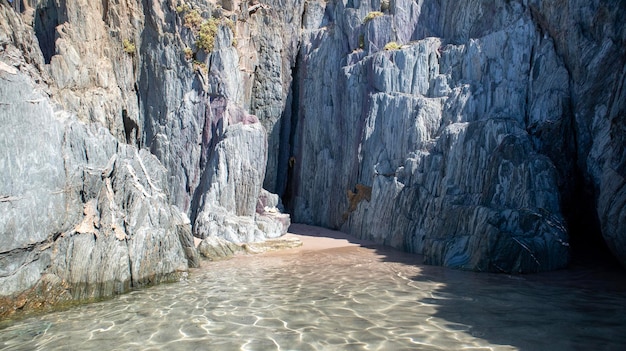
xmin=1 ymin=0 xmax=626 ymax=349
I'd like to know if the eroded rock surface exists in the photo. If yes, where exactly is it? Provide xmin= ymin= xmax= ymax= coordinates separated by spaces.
xmin=0 ymin=67 xmax=190 ymax=316
xmin=286 ymin=0 xmax=625 ymax=272
xmin=0 ymin=0 xmax=290 ymax=316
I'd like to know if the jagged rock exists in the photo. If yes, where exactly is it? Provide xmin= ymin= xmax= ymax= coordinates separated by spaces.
xmin=256 ymin=188 xmax=291 ymax=237
xmin=1 ymin=0 xmax=293 ymax=316
xmin=175 ymin=211 xmax=201 ymax=268
xmin=287 ymin=0 xmax=581 ymax=272
xmin=526 ymin=0 xmax=626 ymax=267
xmin=198 ymin=236 xmax=245 ymax=261
xmin=193 ymin=104 xmax=289 ymax=243
xmin=0 ymin=67 xmax=73 ymax=298
xmin=138 ymin=1 xmax=293 ymax=240
xmin=197 ymin=115 xmax=267 ymax=218
xmin=0 ymin=57 xmax=190 ymax=313
xmin=26 ymin=0 xmax=141 ymax=143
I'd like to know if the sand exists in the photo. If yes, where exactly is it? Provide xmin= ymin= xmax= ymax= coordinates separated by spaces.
xmin=280 ymin=223 xmax=375 ymax=252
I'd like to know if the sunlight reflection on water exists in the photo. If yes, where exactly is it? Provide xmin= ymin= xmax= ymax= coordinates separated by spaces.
xmin=1 ymin=237 xmax=625 ymax=351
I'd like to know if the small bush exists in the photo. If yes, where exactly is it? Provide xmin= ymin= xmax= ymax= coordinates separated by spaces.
xmin=358 ymin=34 xmax=364 ymax=49
xmin=176 ymin=3 xmax=191 ymax=13
xmin=384 ymin=41 xmax=402 ymax=51
xmin=123 ymin=39 xmax=136 ymax=54
xmin=197 ymin=18 xmax=219 ymax=52
xmin=183 ymin=47 xmax=193 ymax=60
xmin=363 ymin=11 xmax=383 ymax=24
xmin=184 ymin=10 xmax=203 ymax=30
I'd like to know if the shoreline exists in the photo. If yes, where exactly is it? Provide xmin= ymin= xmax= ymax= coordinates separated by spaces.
xmin=278 ymin=223 xmax=376 ymax=252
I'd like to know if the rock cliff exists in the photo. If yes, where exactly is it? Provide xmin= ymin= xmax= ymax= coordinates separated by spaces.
xmin=0 ymin=0 xmax=292 ymax=317
xmin=284 ymin=0 xmax=625 ymax=273
xmin=0 ymin=0 xmax=624 ymax=316
xmin=0 ymin=64 xmax=191 ymax=314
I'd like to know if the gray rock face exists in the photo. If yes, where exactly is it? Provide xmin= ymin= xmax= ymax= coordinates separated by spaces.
xmin=0 ymin=67 xmax=190 ymax=311
xmin=192 ymin=103 xmax=290 ymax=243
xmin=286 ymin=0 xmax=624 ymax=271
xmin=526 ymin=0 xmax=626 ymax=267
xmin=136 ymin=0 xmax=293 ymax=235
xmin=244 ymin=0 xmax=306 ymax=194
xmin=0 ymin=0 xmax=291 ymax=315
xmin=27 ymin=0 xmax=141 ymax=143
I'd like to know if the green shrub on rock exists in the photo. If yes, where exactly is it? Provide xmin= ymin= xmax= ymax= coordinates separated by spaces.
xmin=384 ymin=41 xmax=402 ymax=50
xmin=197 ymin=18 xmax=219 ymax=52
xmin=184 ymin=10 xmax=203 ymax=30
xmin=183 ymin=47 xmax=193 ymax=60
xmin=123 ymin=39 xmax=135 ymax=54
xmin=176 ymin=3 xmax=191 ymax=14
xmin=363 ymin=11 xmax=383 ymax=23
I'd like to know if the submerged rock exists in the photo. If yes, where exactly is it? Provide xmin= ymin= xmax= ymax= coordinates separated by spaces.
xmin=198 ymin=236 xmax=245 ymax=261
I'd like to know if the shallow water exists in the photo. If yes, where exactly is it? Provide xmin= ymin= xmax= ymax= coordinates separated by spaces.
xmin=1 ymin=235 xmax=626 ymax=351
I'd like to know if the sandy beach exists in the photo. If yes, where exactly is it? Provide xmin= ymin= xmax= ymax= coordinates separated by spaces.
xmin=237 ymin=223 xmax=426 ymax=269
xmin=280 ymin=224 xmax=375 ymax=252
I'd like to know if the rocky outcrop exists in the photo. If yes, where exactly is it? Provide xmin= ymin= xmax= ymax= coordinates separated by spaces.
xmin=0 ymin=0 xmax=291 ymax=316
xmin=134 ymin=0 xmax=294 ymax=243
xmin=29 ymin=0 xmax=142 ymax=143
xmin=197 ymin=234 xmax=302 ymax=261
xmin=285 ymin=0 xmax=625 ymax=271
xmin=137 ymin=0 xmax=302 ymax=219
xmin=198 ymin=235 xmax=245 ymax=260
xmin=0 ymin=63 xmax=190 ymax=316
xmin=192 ymin=100 xmax=290 ymax=243
xmin=525 ymin=0 xmax=626 ymax=267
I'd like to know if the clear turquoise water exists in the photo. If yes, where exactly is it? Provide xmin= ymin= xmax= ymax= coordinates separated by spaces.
xmin=1 ymin=237 xmax=625 ymax=351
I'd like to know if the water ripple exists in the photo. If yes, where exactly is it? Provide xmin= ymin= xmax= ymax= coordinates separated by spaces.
xmin=1 ymin=244 xmax=625 ymax=350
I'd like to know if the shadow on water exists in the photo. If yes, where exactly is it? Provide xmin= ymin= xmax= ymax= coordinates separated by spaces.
xmin=295 ymin=225 xmax=626 ymax=351
xmin=2 ymin=225 xmax=625 ymax=350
